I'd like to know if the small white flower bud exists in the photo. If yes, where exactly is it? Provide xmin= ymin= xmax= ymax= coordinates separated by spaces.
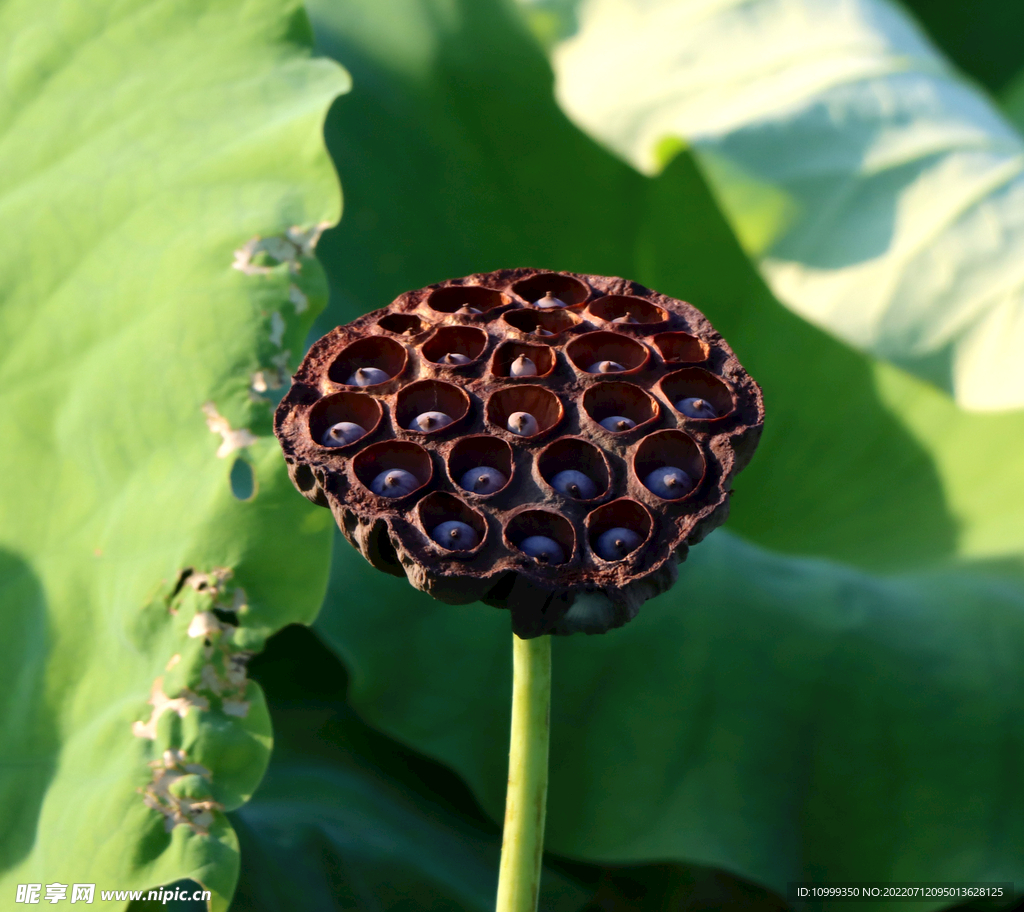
xmin=408 ymin=411 xmax=453 ymax=432
xmin=676 ymin=397 xmax=718 ymax=419
xmin=519 ymin=535 xmax=566 ymax=564
xmin=599 ymin=416 xmax=635 ymax=432
xmin=595 ymin=527 xmax=642 ymax=560
xmin=643 ymin=466 xmax=693 ymax=499
xmin=550 ymin=470 xmax=597 ymax=499
xmin=460 ymin=466 xmax=507 ymax=494
xmin=347 ymin=366 xmax=391 ymax=386
xmin=321 ymin=422 xmax=366 ymax=447
xmin=431 ymin=520 xmax=479 ymax=551
xmin=510 ymin=355 xmax=537 ymax=377
xmin=370 ymin=468 xmax=420 ymax=497
xmin=587 ymin=360 xmax=625 ymax=374
xmin=535 ymin=291 xmax=567 ymax=309
xmin=507 ymin=412 xmax=539 ymax=436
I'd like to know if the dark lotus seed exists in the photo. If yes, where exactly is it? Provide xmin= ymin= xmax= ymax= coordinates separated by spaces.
xmin=587 ymin=360 xmax=625 ymax=373
xmin=369 ymin=468 xmax=420 ymax=497
xmin=347 ymin=366 xmax=392 ymax=387
xmin=535 ymin=291 xmax=567 ymax=309
xmin=460 ymin=466 xmax=507 ymax=494
xmin=507 ymin=411 xmax=539 ymax=436
xmin=430 ymin=520 xmax=480 ymax=551
xmin=519 ymin=535 xmax=566 ymax=564
xmin=533 ymin=327 xmax=554 ymax=336
xmin=321 ymin=421 xmax=367 ymax=447
xmin=408 ymin=410 xmax=453 ymax=432
xmin=599 ymin=415 xmax=636 ymax=432
xmin=676 ymin=396 xmax=718 ymax=419
xmin=439 ymin=352 xmax=471 ymax=365
xmin=595 ymin=527 xmax=642 ymax=560
xmin=550 ymin=469 xmax=598 ymax=499
xmin=612 ymin=314 xmax=637 ymax=324
xmin=643 ymin=466 xmax=694 ymax=499
xmin=510 ymin=354 xmax=537 ymax=377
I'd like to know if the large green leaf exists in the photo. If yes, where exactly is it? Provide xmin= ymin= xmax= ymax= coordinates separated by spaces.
xmin=0 ymin=0 xmax=345 ymax=906
xmin=523 ymin=0 xmax=1024 ymax=413
xmin=304 ymin=0 xmax=1024 ymax=906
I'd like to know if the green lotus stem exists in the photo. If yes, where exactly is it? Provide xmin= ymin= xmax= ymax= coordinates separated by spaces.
xmin=495 ymin=633 xmax=551 ymax=912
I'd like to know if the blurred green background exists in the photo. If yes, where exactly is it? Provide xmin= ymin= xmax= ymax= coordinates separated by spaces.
xmin=2 ymin=0 xmax=1024 ymax=910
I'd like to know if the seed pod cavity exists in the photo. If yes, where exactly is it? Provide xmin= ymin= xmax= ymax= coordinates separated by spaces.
xmin=370 ymin=468 xmax=420 ymax=497
xmin=676 ymin=396 xmax=718 ymax=419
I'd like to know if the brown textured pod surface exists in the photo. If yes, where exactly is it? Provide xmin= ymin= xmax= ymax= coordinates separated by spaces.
xmin=275 ymin=269 xmax=764 ymax=637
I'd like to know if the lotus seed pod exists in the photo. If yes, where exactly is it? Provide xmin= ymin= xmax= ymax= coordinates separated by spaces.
xmin=408 ymin=410 xmax=453 ymax=432
xmin=643 ymin=466 xmax=693 ymax=500
xmin=431 ymin=520 xmax=480 ymax=551
xmin=535 ymin=291 xmax=567 ymax=309
xmin=347 ymin=366 xmax=392 ymax=387
xmin=507 ymin=411 xmax=539 ymax=436
xmin=595 ymin=527 xmax=642 ymax=560
xmin=276 ymin=267 xmax=764 ymax=639
xmin=599 ymin=416 xmax=636 ymax=432
xmin=519 ymin=535 xmax=566 ymax=564
xmin=587 ymin=360 xmax=625 ymax=374
xmin=676 ymin=396 xmax=718 ymax=419
xmin=370 ymin=468 xmax=420 ymax=497
xmin=460 ymin=466 xmax=507 ymax=495
xmin=510 ymin=355 xmax=537 ymax=377
xmin=550 ymin=469 xmax=597 ymax=500
xmin=321 ymin=421 xmax=367 ymax=447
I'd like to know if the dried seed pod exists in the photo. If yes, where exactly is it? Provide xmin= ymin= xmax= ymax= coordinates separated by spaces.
xmin=322 ymin=421 xmax=367 ymax=447
xmin=347 ymin=366 xmax=391 ymax=387
xmin=431 ymin=520 xmax=480 ymax=551
xmin=408 ymin=411 xmax=453 ymax=432
xmin=276 ymin=268 xmax=764 ymax=638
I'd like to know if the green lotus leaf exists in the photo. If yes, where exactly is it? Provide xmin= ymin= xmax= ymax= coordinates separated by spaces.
xmin=0 ymin=0 xmax=346 ymax=906
xmin=306 ymin=1 xmax=1024 ymax=908
xmin=521 ymin=0 xmax=1024 ymax=413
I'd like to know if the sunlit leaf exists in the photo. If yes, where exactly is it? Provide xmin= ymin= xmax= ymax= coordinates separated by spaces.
xmin=526 ymin=0 xmax=1024 ymax=412
xmin=0 ymin=0 xmax=345 ymax=905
